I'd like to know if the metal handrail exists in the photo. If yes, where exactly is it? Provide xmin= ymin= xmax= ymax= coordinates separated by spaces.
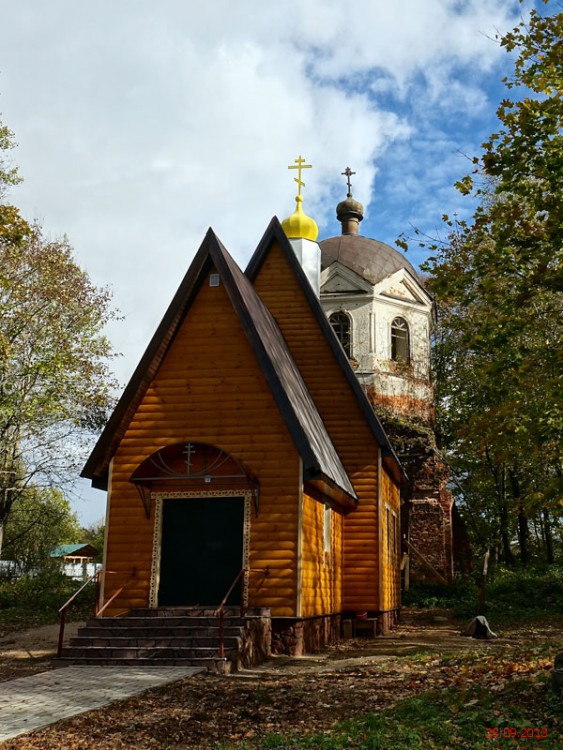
xmin=56 ymin=569 xmax=135 ymax=658
xmin=214 ymin=567 xmax=269 ymax=659
xmin=56 ymin=572 xmax=99 ymax=658
xmin=96 ymin=575 xmax=135 ymax=617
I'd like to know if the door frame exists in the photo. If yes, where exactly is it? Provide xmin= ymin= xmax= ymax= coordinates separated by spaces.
xmin=149 ymin=489 xmax=252 ymax=609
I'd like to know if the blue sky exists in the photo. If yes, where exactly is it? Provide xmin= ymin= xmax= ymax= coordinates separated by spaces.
xmin=0 ymin=0 xmax=537 ymax=525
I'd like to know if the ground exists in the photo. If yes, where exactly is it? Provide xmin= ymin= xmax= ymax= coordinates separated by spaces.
xmin=1 ymin=610 xmax=561 ymax=749
xmin=0 ymin=621 xmax=84 ymax=683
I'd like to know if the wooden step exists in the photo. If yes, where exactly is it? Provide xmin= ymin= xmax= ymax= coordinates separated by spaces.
xmin=86 ymin=616 xmax=246 ymax=629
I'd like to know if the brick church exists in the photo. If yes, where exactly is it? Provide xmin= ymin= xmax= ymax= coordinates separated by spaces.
xmin=317 ymin=168 xmax=467 ymax=584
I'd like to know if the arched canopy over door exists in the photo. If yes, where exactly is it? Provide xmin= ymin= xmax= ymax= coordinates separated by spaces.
xmin=130 ymin=442 xmax=259 ymax=519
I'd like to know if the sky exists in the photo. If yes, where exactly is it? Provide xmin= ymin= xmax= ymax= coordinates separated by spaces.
xmin=0 ymin=0 xmax=536 ymax=526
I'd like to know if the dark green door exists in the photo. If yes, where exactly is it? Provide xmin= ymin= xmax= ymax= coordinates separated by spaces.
xmin=158 ymin=497 xmax=244 ymax=606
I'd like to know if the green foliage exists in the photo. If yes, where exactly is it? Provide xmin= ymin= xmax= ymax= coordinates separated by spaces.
xmin=0 ymin=114 xmax=30 ymax=249
xmin=81 ymin=521 xmax=105 ymax=562
xmin=487 ymin=565 xmax=563 ymax=616
xmin=404 ymin=565 xmax=563 ymax=621
xmin=0 ymin=166 xmax=119 ymax=550
xmin=2 ymin=486 xmax=82 ymax=573
xmin=0 ymin=568 xmax=96 ymax=626
xmin=0 ymin=116 xmax=22 ymax=197
xmin=403 ymin=576 xmax=478 ymax=617
xmin=410 ymin=1 xmax=563 ymax=563
xmin=0 ymin=204 xmax=31 ymax=247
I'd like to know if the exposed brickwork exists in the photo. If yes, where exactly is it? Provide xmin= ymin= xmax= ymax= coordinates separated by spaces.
xmin=410 ymin=501 xmax=449 ymax=579
xmin=318 ymin=226 xmax=471 ymax=587
xmin=271 ymin=615 xmax=341 ymax=655
xmin=366 ymin=393 xmax=458 ymax=583
xmin=371 ymin=392 xmax=435 ymax=425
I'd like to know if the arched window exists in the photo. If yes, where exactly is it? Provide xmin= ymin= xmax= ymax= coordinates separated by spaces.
xmin=391 ymin=317 xmax=410 ymax=364
xmin=329 ymin=311 xmax=352 ymax=357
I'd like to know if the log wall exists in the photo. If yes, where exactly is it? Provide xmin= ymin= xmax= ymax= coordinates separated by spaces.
xmin=300 ymin=492 xmax=343 ymax=616
xmin=381 ymin=465 xmax=401 ymax=611
xmin=252 ymin=242 xmax=389 ymax=611
xmin=103 ymin=268 xmax=302 ymax=616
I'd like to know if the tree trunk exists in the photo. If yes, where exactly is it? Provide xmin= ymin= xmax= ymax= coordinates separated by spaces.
xmin=517 ymin=504 xmax=529 ymax=566
xmin=499 ymin=501 xmax=514 ymax=566
xmin=542 ymin=508 xmax=554 ymax=564
xmin=508 ymin=469 xmax=529 ymax=566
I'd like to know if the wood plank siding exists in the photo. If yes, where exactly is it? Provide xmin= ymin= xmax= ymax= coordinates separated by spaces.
xmin=103 ymin=268 xmax=302 ymax=617
xmin=251 ymin=241 xmax=383 ymax=611
xmin=300 ymin=492 xmax=343 ymax=616
xmin=381 ymin=465 xmax=401 ymax=611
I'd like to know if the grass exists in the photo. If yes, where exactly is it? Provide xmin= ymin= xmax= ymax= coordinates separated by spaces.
xmin=208 ymin=650 xmax=562 ymax=750
xmin=204 ymin=565 xmax=563 ymax=750
xmin=403 ymin=565 xmax=563 ymax=623
xmin=1 ymin=564 xmax=561 ymax=749
xmin=294 ymin=680 xmax=562 ymax=750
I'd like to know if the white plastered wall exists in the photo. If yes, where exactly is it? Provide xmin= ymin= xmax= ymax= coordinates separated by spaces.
xmin=321 ymin=265 xmax=434 ymax=404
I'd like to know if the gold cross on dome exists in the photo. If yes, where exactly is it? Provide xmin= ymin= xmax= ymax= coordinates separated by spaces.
xmin=342 ymin=166 xmax=356 ymax=196
xmin=288 ymin=155 xmax=312 ymax=197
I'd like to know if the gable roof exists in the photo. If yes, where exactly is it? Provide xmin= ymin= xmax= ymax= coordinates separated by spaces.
xmin=245 ymin=218 xmax=406 ymax=485
xmin=82 ymin=229 xmax=357 ymax=507
xmin=50 ymin=544 xmax=98 ymax=558
xmin=321 ymin=262 xmax=375 ymax=296
xmin=373 ymin=266 xmax=435 ymax=312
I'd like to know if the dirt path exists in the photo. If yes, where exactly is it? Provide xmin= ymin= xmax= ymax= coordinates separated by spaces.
xmin=0 ymin=610 xmax=487 ymax=681
xmin=0 ymin=608 xmax=546 ymax=683
xmin=0 ymin=621 xmax=85 ymax=682
xmin=0 ymin=611 xmax=561 ymax=749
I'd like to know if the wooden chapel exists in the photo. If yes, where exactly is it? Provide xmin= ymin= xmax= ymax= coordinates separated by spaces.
xmin=81 ymin=174 xmax=405 ymax=658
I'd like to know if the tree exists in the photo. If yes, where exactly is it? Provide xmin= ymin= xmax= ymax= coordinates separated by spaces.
xmin=0 ymin=117 xmax=31 ymax=247
xmin=1 ymin=486 xmax=82 ymax=574
xmin=0 ymin=116 xmax=119 ymax=557
xmin=81 ymin=520 xmax=105 ymax=562
xmin=414 ymin=1 xmax=562 ymax=564
xmin=0 ymin=116 xmax=22 ymax=197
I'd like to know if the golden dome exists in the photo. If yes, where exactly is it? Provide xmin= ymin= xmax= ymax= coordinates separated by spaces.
xmin=281 ymin=195 xmax=319 ymax=241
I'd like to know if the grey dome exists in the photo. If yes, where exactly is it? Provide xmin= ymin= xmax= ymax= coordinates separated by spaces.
xmin=319 ymin=234 xmax=418 ymax=286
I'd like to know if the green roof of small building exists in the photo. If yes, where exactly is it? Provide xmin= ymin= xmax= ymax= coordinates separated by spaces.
xmin=50 ymin=544 xmax=97 ymax=558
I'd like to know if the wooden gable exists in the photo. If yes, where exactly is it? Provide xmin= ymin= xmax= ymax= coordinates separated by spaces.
xmin=246 ymin=219 xmax=403 ymax=613
xmin=106 ymin=260 xmax=302 ymax=613
xmin=83 ymin=228 xmax=356 ymax=616
xmin=83 ymin=229 xmax=355 ymax=506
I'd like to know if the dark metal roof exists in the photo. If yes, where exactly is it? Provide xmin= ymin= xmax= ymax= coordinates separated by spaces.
xmin=82 ymin=228 xmax=357 ymax=506
xmin=246 ymin=218 xmax=407 ymax=486
xmin=210 ymin=234 xmax=357 ymax=505
xmin=320 ymin=234 xmax=418 ymax=285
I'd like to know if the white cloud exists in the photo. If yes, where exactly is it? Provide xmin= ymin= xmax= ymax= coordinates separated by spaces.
xmin=0 ymin=0 xmax=529 ymax=522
